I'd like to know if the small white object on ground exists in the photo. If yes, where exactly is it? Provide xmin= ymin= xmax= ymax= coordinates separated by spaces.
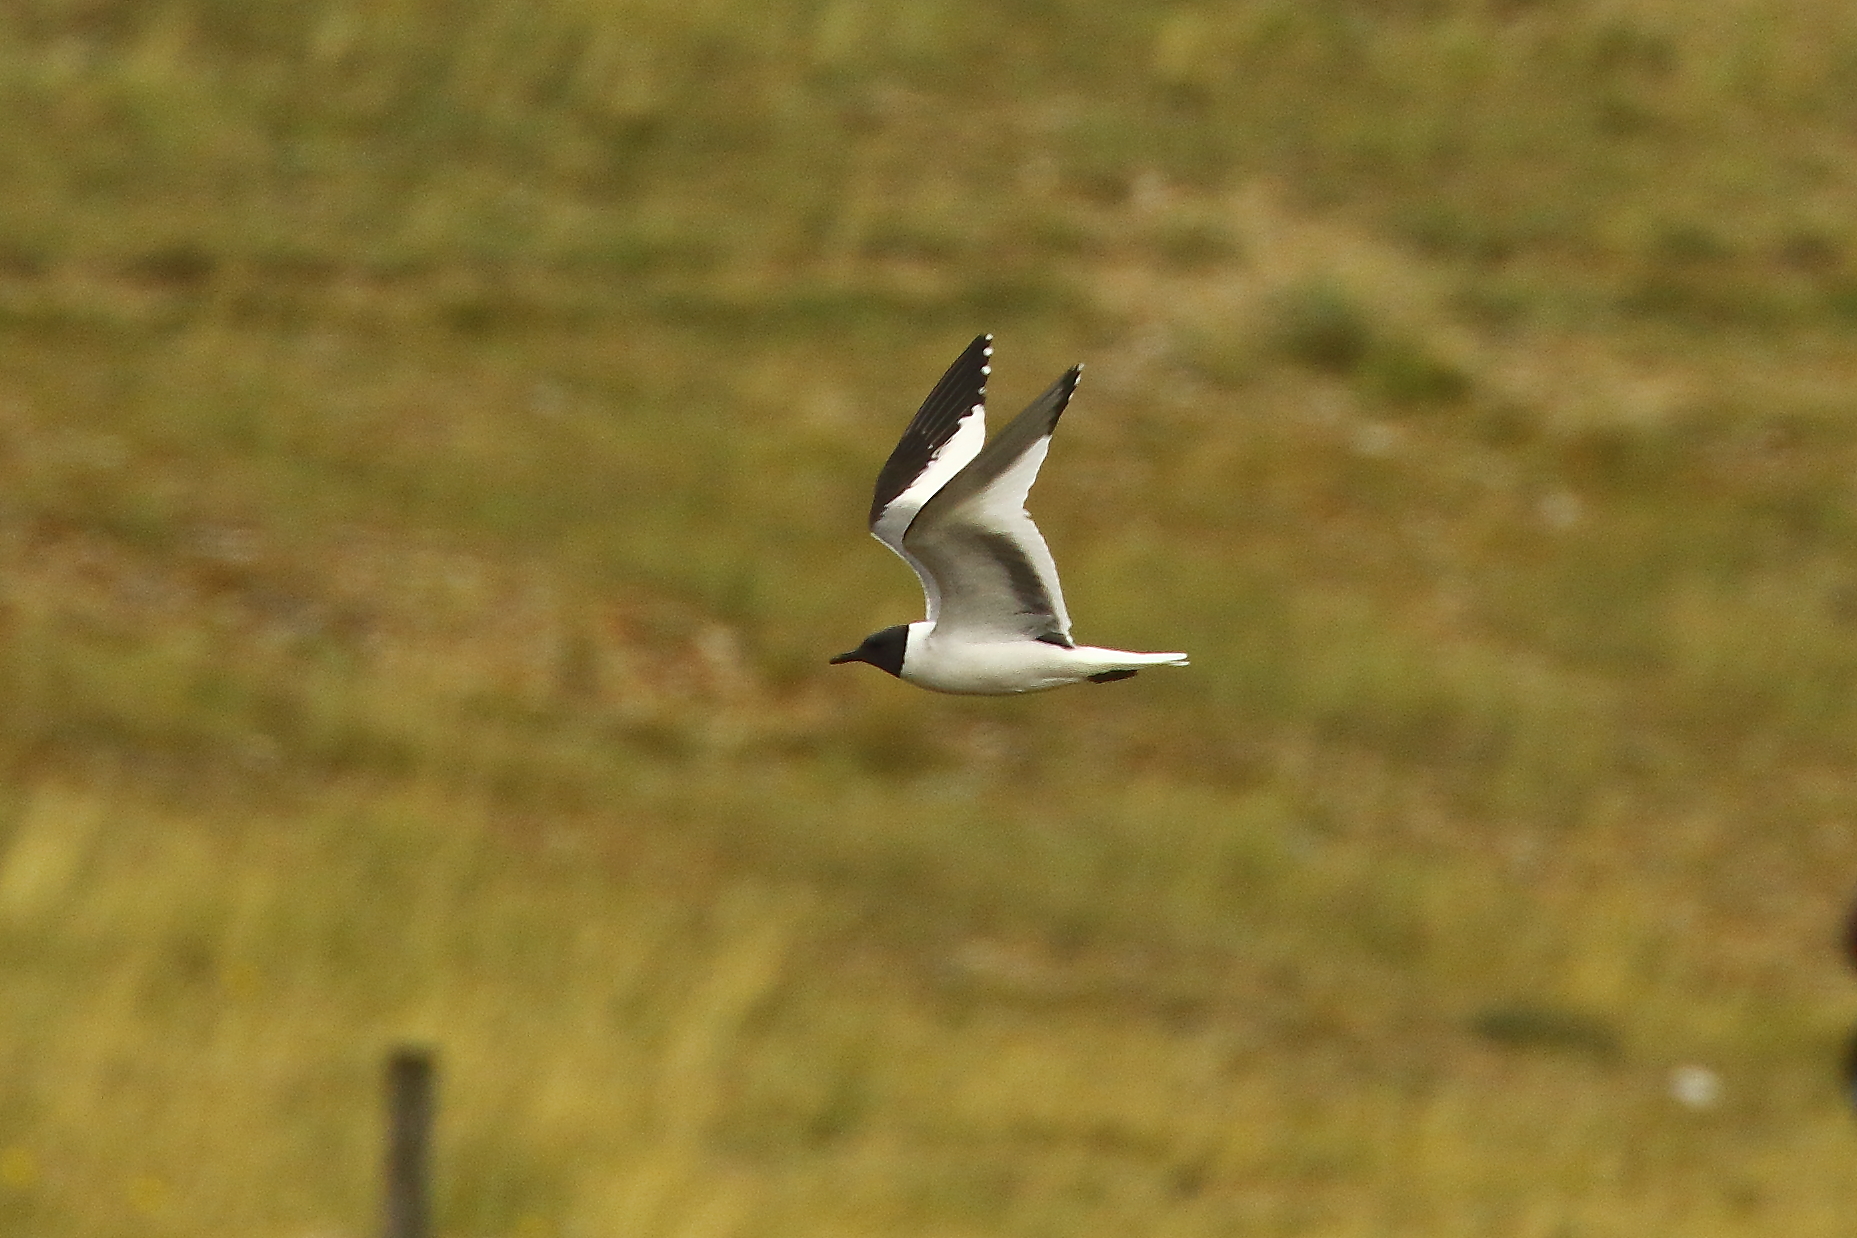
xmin=1669 ymin=1064 xmax=1722 ymax=1110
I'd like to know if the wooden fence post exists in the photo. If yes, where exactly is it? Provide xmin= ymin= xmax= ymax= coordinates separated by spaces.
xmin=383 ymin=1046 xmax=436 ymax=1238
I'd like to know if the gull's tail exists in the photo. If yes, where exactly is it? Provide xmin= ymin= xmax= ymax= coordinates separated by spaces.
xmin=1075 ymin=647 xmax=1190 ymax=683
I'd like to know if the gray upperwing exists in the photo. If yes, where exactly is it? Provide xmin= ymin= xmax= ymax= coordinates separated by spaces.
xmin=903 ymin=366 xmax=1081 ymax=642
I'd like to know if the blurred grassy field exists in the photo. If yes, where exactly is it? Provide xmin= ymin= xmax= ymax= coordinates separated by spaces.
xmin=5 ymin=0 xmax=1857 ymax=1234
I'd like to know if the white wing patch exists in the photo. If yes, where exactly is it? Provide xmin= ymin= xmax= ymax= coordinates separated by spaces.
xmin=869 ymin=401 xmax=985 ymax=625
xmin=864 ymin=336 xmax=993 ymax=624
xmin=870 ymin=398 xmax=986 ymax=552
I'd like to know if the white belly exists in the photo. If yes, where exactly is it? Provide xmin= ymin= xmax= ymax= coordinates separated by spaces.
xmin=900 ymin=628 xmax=1163 ymax=695
xmin=901 ymin=641 xmax=1077 ymax=694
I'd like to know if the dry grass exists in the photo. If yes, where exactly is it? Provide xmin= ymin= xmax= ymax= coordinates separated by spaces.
xmin=3 ymin=0 xmax=1857 ymax=1234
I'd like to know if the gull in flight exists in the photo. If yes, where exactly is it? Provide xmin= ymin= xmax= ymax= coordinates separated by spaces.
xmin=831 ymin=335 xmax=1190 ymax=694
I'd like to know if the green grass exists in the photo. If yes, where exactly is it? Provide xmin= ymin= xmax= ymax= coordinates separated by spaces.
xmin=4 ymin=0 xmax=1857 ymax=1234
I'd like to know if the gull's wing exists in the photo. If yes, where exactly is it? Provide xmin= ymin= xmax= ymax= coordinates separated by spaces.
xmin=867 ymin=334 xmax=991 ymax=622
xmin=902 ymin=365 xmax=1080 ymax=645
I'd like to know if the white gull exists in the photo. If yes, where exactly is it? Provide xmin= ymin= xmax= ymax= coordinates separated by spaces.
xmin=831 ymin=334 xmax=1189 ymax=694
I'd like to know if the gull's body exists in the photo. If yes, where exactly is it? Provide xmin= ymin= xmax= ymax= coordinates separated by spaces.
xmin=831 ymin=335 xmax=1189 ymax=695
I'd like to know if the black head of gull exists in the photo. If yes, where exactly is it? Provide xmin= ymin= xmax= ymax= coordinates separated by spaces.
xmin=830 ymin=624 xmax=908 ymax=678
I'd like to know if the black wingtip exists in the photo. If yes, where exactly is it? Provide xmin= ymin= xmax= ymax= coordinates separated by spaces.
xmin=868 ymin=335 xmax=994 ymax=528
xmin=1036 ymin=365 xmax=1084 ymax=433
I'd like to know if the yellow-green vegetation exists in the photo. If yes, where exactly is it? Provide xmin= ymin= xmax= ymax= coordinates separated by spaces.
xmin=5 ymin=0 xmax=1857 ymax=1234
